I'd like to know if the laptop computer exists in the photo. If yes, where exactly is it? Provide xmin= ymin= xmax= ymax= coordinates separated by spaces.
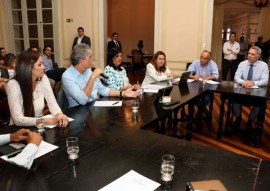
xmin=178 ymin=71 xmax=191 ymax=85
xmin=154 ymin=86 xmax=179 ymax=107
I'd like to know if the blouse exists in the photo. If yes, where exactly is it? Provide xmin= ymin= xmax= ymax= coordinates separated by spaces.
xmin=142 ymin=63 xmax=171 ymax=85
xmin=6 ymin=75 xmax=62 ymax=126
xmin=104 ymin=65 xmax=130 ymax=90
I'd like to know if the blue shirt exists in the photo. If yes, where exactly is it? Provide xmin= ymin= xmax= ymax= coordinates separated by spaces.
xmin=62 ymin=65 xmax=111 ymax=108
xmin=234 ymin=60 xmax=269 ymax=86
xmin=187 ymin=59 xmax=219 ymax=80
xmin=42 ymin=54 xmax=54 ymax=72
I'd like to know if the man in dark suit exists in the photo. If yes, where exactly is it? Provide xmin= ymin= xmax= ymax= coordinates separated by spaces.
xmin=72 ymin=27 xmax=91 ymax=49
xmin=107 ymin=32 xmax=122 ymax=53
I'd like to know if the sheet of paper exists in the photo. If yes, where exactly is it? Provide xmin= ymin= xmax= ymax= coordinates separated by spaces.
xmin=173 ymin=78 xmax=180 ymax=83
xmin=245 ymin=85 xmax=259 ymax=89
xmin=34 ymin=141 xmax=58 ymax=159
xmin=141 ymin=84 xmax=166 ymax=90
xmin=94 ymin=101 xmax=122 ymax=107
xmin=143 ymin=89 xmax=159 ymax=93
xmin=187 ymin=79 xmax=195 ymax=83
xmin=98 ymin=170 xmax=160 ymax=191
xmin=206 ymin=80 xmax=221 ymax=84
xmin=42 ymin=114 xmax=74 ymax=129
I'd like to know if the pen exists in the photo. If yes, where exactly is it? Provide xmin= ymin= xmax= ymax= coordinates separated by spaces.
xmin=112 ymin=101 xmax=119 ymax=105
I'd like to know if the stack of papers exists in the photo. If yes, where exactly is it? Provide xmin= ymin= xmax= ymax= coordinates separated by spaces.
xmin=35 ymin=141 xmax=59 ymax=159
xmin=98 ymin=170 xmax=160 ymax=191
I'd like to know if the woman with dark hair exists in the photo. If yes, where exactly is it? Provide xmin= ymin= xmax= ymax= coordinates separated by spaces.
xmin=0 ymin=160 xmax=49 ymax=191
xmin=5 ymin=53 xmax=16 ymax=79
xmin=6 ymin=50 xmax=68 ymax=127
xmin=142 ymin=51 xmax=173 ymax=85
xmin=104 ymin=48 xmax=140 ymax=91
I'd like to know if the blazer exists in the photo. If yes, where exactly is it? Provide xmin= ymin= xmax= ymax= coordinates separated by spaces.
xmin=0 ymin=68 xmax=9 ymax=79
xmin=107 ymin=40 xmax=122 ymax=52
xmin=72 ymin=35 xmax=91 ymax=49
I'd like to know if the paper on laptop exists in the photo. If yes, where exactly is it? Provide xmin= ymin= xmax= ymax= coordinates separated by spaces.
xmin=98 ymin=170 xmax=160 ymax=191
xmin=35 ymin=141 xmax=58 ymax=159
xmin=94 ymin=101 xmax=122 ymax=107
xmin=41 ymin=114 xmax=74 ymax=129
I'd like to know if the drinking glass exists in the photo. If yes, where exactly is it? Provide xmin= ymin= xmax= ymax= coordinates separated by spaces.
xmin=36 ymin=118 xmax=45 ymax=133
xmin=66 ymin=137 xmax=79 ymax=160
xmin=131 ymin=99 xmax=139 ymax=112
xmin=167 ymin=78 xmax=173 ymax=86
xmin=160 ymin=154 xmax=175 ymax=182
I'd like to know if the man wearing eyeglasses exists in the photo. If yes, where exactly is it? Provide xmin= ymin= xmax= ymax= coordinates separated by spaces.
xmin=187 ymin=50 xmax=219 ymax=117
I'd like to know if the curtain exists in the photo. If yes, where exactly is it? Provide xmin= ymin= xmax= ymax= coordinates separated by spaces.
xmin=211 ymin=4 xmax=224 ymax=70
xmin=258 ymin=6 xmax=270 ymax=41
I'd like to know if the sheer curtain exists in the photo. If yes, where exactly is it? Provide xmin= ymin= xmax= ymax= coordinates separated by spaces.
xmin=258 ymin=6 xmax=270 ymax=40
xmin=211 ymin=5 xmax=224 ymax=70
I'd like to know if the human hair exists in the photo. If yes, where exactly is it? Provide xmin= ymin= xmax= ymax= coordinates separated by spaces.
xmin=29 ymin=45 xmax=40 ymax=52
xmin=150 ymin=51 xmax=167 ymax=73
xmin=43 ymin=45 xmax=53 ymax=52
xmin=71 ymin=43 xmax=92 ymax=66
xmin=201 ymin=50 xmax=211 ymax=57
xmin=5 ymin=53 xmax=16 ymax=68
xmin=112 ymin=32 xmax=118 ymax=36
xmin=230 ymin=32 xmax=236 ymax=37
xmin=77 ymin=27 xmax=84 ymax=31
xmin=250 ymin=46 xmax=262 ymax=55
xmin=14 ymin=50 xmax=40 ymax=117
xmin=0 ymin=160 xmax=49 ymax=191
xmin=107 ymin=48 xmax=122 ymax=71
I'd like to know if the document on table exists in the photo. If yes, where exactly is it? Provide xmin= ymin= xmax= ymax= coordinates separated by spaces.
xmin=41 ymin=114 xmax=74 ymax=129
xmin=34 ymin=141 xmax=58 ymax=159
xmin=141 ymin=84 xmax=166 ymax=93
xmin=245 ymin=85 xmax=259 ymax=89
xmin=206 ymin=80 xmax=221 ymax=84
xmin=98 ymin=170 xmax=160 ymax=191
xmin=187 ymin=79 xmax=195 ymax=83
xmin=94 ymin=101 xmax=122 ymax=107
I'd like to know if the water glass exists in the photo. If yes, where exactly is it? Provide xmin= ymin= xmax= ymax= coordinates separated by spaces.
xmin=234 ymin=82 xmax=238 ymax=88
xmin=131 ymin=99 xmax=139 ymax=112
xmin=36 ymin=118 xmax=45 ymax=133
xmin=167 ymin=78 xmax=173 ymax=86
xmin=66 ymin=137 xmax=79 ymax=160
xmin=160 ymin=154 xmax=175 ymax=182
xmin=139 ymin=88 xmax=144 ymax=96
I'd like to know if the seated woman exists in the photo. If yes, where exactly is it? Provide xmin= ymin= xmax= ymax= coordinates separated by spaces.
xmin=142 ymin=51 xmax=173 ymax=85
xmin=104 ymin=48 xmax=140 ymax=91
xmin=6 ymin=50 xmax=68 ymax=127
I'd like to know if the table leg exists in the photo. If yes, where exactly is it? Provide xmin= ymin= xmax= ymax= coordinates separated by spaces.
xmin=217 ymin=96 xmax=225 ymax=140
xmin=172 ymin=108 xmax=180 ymax=137
xmin=187 ymin=103 xmax=194 ymax=141
xmin=254 ymin=103 xmax=266 ymax=147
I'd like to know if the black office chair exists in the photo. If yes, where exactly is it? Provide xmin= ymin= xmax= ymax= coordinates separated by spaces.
xmin=57 ymin=89 xmax=69 ymax=112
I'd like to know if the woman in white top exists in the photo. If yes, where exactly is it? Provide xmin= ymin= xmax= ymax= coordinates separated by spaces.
xmin=142 ymin=51 xmax=173 ymax=85
xmin=6 ymin=50 xmax=68 ymax=127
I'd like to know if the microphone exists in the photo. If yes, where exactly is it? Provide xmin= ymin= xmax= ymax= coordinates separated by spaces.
xmin=91 ymin=67 xmax=109 ymax=79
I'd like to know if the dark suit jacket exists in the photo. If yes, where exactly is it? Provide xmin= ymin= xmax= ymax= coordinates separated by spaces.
xmin=0 ymin=68 xmax=9 ymax=79
xmin=107 ymin=40 xmax=122 ymax=52
xmin=72 ymin=35 xmax=91 ymax=49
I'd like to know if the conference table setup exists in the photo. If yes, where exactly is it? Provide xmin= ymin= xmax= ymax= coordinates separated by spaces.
xmin=1 ymin=79 xmax=270 ymax=190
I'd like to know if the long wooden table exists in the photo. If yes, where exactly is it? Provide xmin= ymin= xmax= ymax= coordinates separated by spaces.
xmin=1 ymin=81 xmax=270 ymax=190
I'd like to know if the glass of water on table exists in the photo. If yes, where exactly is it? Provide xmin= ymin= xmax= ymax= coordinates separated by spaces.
xmin=160 ymin=154 xmax=175 ymax=182
xmin=66 ymin=137 xmax=79 ymax=160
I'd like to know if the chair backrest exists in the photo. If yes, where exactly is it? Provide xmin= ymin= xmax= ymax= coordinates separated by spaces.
xmin=133 ymin=52 xmax=143 ymax=64
xmin=57 ymin=89 xmax=69 ymax=112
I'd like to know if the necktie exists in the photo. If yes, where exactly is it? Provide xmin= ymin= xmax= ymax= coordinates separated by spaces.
xmin=247 ymin=65 xmax=253 ymax=81
xmin=115 ymin=41 xmax=119 ymax=49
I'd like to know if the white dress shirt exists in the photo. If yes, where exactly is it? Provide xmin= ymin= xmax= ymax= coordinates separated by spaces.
xmin=0 ymin=134 xmax=38 ymax=169
xmin=223 ymin=41 xmax=240 ymax=60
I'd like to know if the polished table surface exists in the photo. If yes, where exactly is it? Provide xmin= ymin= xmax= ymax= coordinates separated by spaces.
xmin=1 ymin=81 xmax=270 ymax=190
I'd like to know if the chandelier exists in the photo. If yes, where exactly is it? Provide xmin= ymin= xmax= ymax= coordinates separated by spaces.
xmin=254 ymin=0 xmax=268 ymax=9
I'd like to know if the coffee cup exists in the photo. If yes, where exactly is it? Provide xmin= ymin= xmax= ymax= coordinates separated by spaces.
xmin=162 ymin=96 xmax=171 ymax=103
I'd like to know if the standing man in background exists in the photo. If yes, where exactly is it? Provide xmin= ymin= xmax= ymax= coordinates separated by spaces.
xmin=107 ymin=32 xmax=122 ymax=52
xmin=72 ymin=27 xmax=91 ymax=49
xmin=222 ymin=32 xmax=240 ymax=81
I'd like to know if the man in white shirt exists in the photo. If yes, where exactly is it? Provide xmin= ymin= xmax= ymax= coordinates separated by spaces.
xmin=222 ymin=32 xmax=240 ymax=81
xmin=72 ymin=27 xmax=91 ymax=49
xmin=0 ymin=129 xmax=42 ymax=169
xmin=233 ymin=46 xmax=269 ymax=130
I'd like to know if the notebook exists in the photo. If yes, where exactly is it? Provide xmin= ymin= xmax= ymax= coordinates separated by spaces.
xmin=154 ymin=86 xmax=179 ymax=107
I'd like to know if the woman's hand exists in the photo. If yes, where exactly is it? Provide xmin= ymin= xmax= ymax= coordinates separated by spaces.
xmin=166 ymin=72 xmax=173 ymax=78
xmin=54 ymin=113 xmax=69 ymax=128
